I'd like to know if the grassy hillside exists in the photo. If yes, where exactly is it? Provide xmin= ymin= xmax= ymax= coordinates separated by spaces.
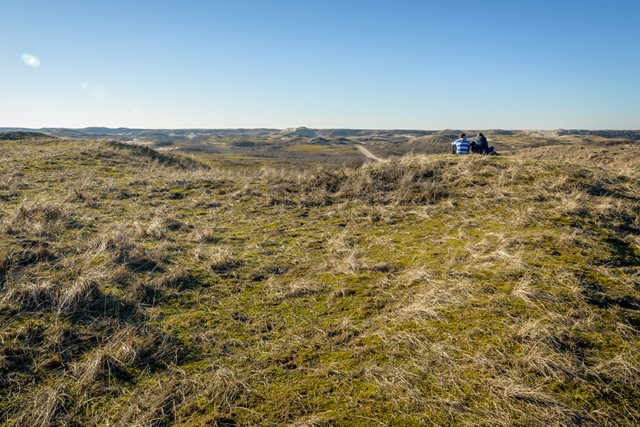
xmin=1 ymin=136 xmax=639 ymax=426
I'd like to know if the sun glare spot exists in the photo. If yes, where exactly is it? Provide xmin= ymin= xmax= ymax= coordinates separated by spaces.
xmin=21 ymin=53 xmax=41 ymax=67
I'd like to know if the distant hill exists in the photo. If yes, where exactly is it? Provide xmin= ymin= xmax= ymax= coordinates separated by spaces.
xmin=1 ymin=127 xmax=638 ymax=160
xmin=280 ymin=127 xmax=317 ymax=137
xmin=0 ymin=131 xmax=52 ymax=140
xmin=2 ymin=126 xmax=639 ymax=142
xmin=557 ymin=129 xmax=640 ymax=140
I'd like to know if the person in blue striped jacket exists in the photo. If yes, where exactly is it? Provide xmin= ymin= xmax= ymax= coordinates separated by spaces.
xmin=451 ymin=133 xmax=471 ymax=155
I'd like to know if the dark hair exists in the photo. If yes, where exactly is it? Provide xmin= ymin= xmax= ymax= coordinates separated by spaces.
xmin=460 ymin=133 xmax=466 ymax=138
xmin=478 ymin=132 xmax=484 ymax=136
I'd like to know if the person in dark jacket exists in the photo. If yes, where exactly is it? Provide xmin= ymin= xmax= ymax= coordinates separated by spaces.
xmin=471 ymin=132 xmax=495 ymax=154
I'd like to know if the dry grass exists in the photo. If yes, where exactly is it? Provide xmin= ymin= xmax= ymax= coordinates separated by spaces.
xmin=73 ymin=324 xmax=177 ymax=384
xmin=9 ymin=383 xmax=70 ymax=427
xmin=267 ymin=278 xmax=327 ymax=302
xmin=1 ymin=136 xmax=639 ymax=426
xmin=2 ymin=200 xmax=72 ymax=237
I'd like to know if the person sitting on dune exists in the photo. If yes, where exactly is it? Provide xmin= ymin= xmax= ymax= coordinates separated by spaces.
xmin=470 ymin=132 xmax=495 ymax=155
xmin=451 ymin=133 xmax=471 ymax=155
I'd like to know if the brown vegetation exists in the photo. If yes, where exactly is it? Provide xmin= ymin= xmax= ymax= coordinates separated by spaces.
xmin=1 ymin=135 xmax=639 ymax=426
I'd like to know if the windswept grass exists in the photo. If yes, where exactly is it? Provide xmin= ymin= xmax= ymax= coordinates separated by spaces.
xmin=1 ymin=137 xmax=639 ymax=426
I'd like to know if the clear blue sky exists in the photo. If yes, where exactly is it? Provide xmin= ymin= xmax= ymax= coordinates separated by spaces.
xmin=2 ymin=0 xmax=639 ymax=129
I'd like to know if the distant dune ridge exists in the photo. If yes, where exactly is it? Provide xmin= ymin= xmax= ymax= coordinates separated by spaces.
xmin=0 ymin=131 xmax=639 ymax=425
xmin=3 ymin=126 xmax=639 ymax=141
xmin=0 ymin=131 xmax=51 ymax=140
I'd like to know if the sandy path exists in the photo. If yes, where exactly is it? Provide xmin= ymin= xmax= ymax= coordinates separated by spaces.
xmin=355 ymin=144 xmax=384 ymax=162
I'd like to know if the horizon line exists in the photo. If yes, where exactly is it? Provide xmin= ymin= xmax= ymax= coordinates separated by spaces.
xmin=2 ymin=126 xmax=640 ymax=132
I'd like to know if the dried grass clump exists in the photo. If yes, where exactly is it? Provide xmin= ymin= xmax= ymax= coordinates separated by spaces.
xmin=201 ymin=365 xmax=251 ymax=407
xmin=0 ymin=277 xmax=112 ymax=322
xmin=394 ymin=280 xmax=470 ymax=323
xmin=361 ymin=364 xmax=427 ymax=408
xmin=0 ymin=173 xmax=25 ymax=202
xmin=594 ymin=352 xmax=640 ymax=388
xmin=508 ymin=312 xmax=623 ymax=386
xmin=396 ymin=268 xmax=433 ymax=287
xmin=74 ymin=325 xmax=177 ymax=384
xmin=326 ymin=230 xmax=356 ymax=254
xmin=65 ymin=179 xmax=100 ymax=207
xmin=93 ymin=228 xmax=161 ymax=272
xmin=116 ymin=374 xmax=196 ymax=425
xmin=337 ymin=248 xmax=367 ymax=274
xmin=56 ymin=275 xmax=102 ymax=316
xmin=323 ymin=230 xmax=368 ymax=274
xmin=133 ymin=210 xmax=187 ymax=240
xmin=299 ymin=155 xmax=449 ymax=205
xmin=268 ymin=279 xmax=327 ymax=302
xmin=191 ymin=226 xmax=219 ymax=243
xmin=155 ymin=265 xmax=198 ymax=291
xmin=205 ymin=247 xmax=239 ymax=275
xmin=0 ymin=281 xmax=58 ymax=311
xmin=106 ymin=140 xmax=208 ymax=171
xmin=102 ymin=365 xmax=250 ymax=426
xmin=2 ymin=200 xmax=72 ymax=237
xmin=485 ymin=377 xmax=583 ymax=426
xmin=7 ymin=383 xmax=70 ymax=427
xmin=0 ymin=261 xmax=145 ymax=324
xmin=513 ymin=342 xmax=582 ymax=381
xmin=4 ymin=235 xmax=50 ymax=274
xmin=133 ymin=218 xmax=168 ymax=240
xmin=93 ymin=228 xmax=136 ymax=262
